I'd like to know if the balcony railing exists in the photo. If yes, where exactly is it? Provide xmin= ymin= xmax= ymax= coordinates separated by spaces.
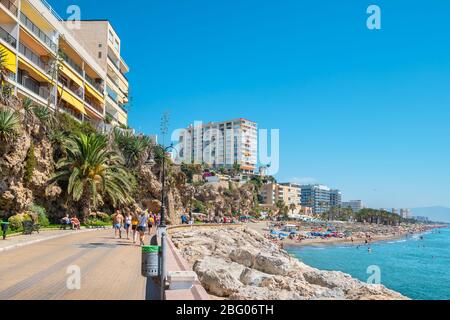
xmin=0 ymin=26 xmax=17 ymax=48
xmin=85 ymin=74 xmax=104 ymax=93
xmin=19 ymin=42 xmax=49 ymax=73
xmin=18 ymin=70 xmax=50 ymax=100
xmin=39 ymin=0 xmax=63 ymax=22
xmin=19 ymin=12 xmax=57 ymax=53
xmin=106 ymin=85 xmax=119 ymax=103
xmin=61 ymin=52 xmax=83 ymax=77
xmin=0 ymin=0 xmax=18 ymax=16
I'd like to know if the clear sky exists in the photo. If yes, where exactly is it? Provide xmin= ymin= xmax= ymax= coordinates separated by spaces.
xmin=51 ymin=0 xmax=450 ymax=209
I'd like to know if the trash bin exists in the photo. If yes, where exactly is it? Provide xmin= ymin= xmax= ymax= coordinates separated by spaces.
xmin=141 ymin=245 xmax=160 ymax=277
xmin=1 ymin=222 xmax=9 ymax=240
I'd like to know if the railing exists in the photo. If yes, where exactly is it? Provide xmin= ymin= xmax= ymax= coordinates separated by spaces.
xmin=0 ymin=26 xmax=17 ymax=48
xmin=106 ymin=85 xmax=119 ymax=103
xmin=61 ymin=52 xmax=83 ymax=76
xmin=18 ymin=70 xmax=50 ymax=100
xmin=19 ymin=12 xmax=57 ymax=53
xmin=19 ymin=42 xmax=49 ymax=73
xmin=0 ymin=0 xmax=18 ymax=16
xmin=85 ymin=74 xmax=104 ymax=93
xmin=58 ymin=77 xmax=83 ymax=100
xmin=39 ymin=0 xmax=62 ymax=21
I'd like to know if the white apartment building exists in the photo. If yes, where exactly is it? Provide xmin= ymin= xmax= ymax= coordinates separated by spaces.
xmin=342 ymin=200 xmax=365 ymax=213
xmin=176 ymin=119 xmax=258 ymax=173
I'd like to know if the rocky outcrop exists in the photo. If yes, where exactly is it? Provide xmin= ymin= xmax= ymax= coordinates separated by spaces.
xmin=171 ymin=227 xmax=408 ymax=300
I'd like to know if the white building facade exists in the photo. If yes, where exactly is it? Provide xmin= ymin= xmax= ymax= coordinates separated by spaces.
xmin=175 ymin=119 xmax=258 ymax=173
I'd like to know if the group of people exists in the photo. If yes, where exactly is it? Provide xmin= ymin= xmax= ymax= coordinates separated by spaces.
xmin=61 ymin=214 xmax=81 ymax=230
xmin=112 ymin=208 xmax=160 ymax=246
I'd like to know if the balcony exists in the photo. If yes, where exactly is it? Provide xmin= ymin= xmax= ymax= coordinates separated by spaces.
xmin=85 ymin=74 xmax=104 ymax=94
xmin=19 ymin=12 xmax=57 ymax=53
xmin=0 ymin=0 xmax=18 ymax=17
xmin=19 ymin=42 xmax=49 ymax=73
xmin=106 ymin=85 xmax=119 ymax=103
xmin=58 ymin=76 xmax=83 ymax=100
xmin=61 ymin=52 xmax=83 ymax=77
xmin=0 ymin=26 xmax=17 ymax=48
xmin=17 ymin=69 xmax=51 ymax=101
xmin=85 ymin=96 xmax=103 ymax=115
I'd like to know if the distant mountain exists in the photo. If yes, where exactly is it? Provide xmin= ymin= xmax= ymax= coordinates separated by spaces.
xmin=411 ymin=206 xmax=450 ymax=223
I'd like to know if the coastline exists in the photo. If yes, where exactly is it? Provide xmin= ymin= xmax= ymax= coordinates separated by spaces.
xmin=246 ymin=221 xmax=446 ymax=248
xmin=170 ymin=225 xmax=408 ymax=300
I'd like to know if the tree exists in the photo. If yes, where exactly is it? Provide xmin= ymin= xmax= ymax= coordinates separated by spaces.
xmin=289 ymin=203 xmax=297 ymax=215
xmin=52 ymin=132 xmax=136 ymax=218
xmin=114 ymin=128 xmax=153 ymax=168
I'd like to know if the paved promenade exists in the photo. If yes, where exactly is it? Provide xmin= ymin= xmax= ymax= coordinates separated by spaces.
xmin=0 ymin=229 xmax=146 ymax=300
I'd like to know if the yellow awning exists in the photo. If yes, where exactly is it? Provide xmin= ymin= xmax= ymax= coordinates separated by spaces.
xmin=0 ymin=44 xmax=17 ymax=74
xmin=58 ymin=87 xmax=86 ymax=115
xmin=60 ymin=62 xmax=84 ymax=87
xmin=19 ymin=57 xmax=53 ymax=83
xmin=85 ymin=82 xmax=104 ymax=103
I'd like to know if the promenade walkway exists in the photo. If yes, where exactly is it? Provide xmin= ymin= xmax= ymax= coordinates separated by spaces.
xmin=0 ymin=229 xmax=146 ymax=300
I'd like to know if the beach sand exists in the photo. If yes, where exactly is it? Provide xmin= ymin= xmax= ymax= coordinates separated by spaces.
xmin=246 ymin=221 xmax=439 ymax=247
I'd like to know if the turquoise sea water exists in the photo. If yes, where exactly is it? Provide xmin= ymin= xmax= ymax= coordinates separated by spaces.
xmin=286 ymin=227 xmax=450 ymax=300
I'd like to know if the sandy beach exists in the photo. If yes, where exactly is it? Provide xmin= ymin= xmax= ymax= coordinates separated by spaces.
xmin=246 ymin=221 xmax=445 ymax=247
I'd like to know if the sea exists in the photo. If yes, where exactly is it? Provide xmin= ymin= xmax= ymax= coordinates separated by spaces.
xmin=286 ymin=227 xmax=450 ymax=300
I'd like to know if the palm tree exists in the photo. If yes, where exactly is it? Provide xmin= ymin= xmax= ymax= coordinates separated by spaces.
xmin=289 ymin=203 xmax=296 ymax=215
xmin=0 ymin=108 xmax=20 ymax=144
xmin=53 ymin=132 xmax=136 ymax=217
xmin=114 ymin=128 xmax=153 ymax=168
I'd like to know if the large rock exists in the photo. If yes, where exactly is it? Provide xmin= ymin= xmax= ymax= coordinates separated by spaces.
xmin=253 ymin=252 xmax=292 ymax=276
xmin=193 ymin=256 xmax=244 ymax=297
xmin=171 ymin=226 xmax=409 ymax=300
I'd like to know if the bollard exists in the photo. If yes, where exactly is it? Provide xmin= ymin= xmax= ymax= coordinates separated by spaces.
xmin=160 ymin=231 xmax=167 ymax=300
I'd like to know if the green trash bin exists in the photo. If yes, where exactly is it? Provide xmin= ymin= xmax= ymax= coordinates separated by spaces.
xmin=141 ymin=245 xmax=160 ymax=277
xmin=1 ymin=222 xmax=9 ymax=240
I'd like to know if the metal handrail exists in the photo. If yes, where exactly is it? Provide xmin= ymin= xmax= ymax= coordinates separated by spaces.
xmin=0 ymin=0 xmax=18 ymax=16
xmin=0 ymin=25 xmax=17 ymax=47
xmin=19 ymin=12 xmax=57 ymax=53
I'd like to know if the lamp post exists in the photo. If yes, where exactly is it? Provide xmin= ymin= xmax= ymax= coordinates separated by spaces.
xmin=159 ymin=144 xmax=175 ymax=230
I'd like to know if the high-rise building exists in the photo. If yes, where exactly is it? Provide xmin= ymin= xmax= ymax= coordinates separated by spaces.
xmin=300 ymin=185 xmax=332 ymax=214
xmin=330 ymin=189 xmax=342 ymax=207
xmin=400 ymin=209 xmax=411 ymax=219
xmin=0 ymin=0 xmax=129 ymax=128
xmin=176 ymin=119 xmax=258 ymax=173
xmin=341 ymin=200 xmax=365 ymax=213
xmin=66 ymin=20 xmax=130 ymax=127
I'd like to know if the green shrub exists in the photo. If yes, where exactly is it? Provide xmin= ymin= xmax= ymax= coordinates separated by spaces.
xmin=7 ymin=213 xmax=32 ymax=231
xmin=0 ymin=108 xmax=20 ymax=143
xmin=55 ymin=112 xmax=96 ymax=135
xmin=24 ymin=141 xmax=36 ymax=185
xmin=192 ymin=200 xmax=205 ymax=213
xmin=96 ymin=212 xmax=111 ymax=222
xmin=85 ymin=218 xmax=109 ymax=227
xmin=29 ymin=204 xmax=50 ymax=227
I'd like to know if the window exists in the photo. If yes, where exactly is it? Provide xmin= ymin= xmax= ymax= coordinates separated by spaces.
xmin=98 ymin=52 xmax=102 ymax=59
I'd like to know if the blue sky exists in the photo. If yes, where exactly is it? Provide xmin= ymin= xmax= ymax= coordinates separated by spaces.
xmin=52 ymin=0 xmax=450 ymax=209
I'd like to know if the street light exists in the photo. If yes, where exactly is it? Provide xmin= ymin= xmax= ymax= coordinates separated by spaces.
xmin=159 ymin=144 xmax=175 ymax=229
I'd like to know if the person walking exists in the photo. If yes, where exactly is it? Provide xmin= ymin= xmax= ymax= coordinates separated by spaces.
xmin=112 ymin=209 xmax=124 ymax=239
xmin=124 ymin=210 xmax=132 ymax=240
xmin=137 ymin=210 xmax=149 ymax=246
xmin=131 ymin=210 xmax=139 ymax=244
